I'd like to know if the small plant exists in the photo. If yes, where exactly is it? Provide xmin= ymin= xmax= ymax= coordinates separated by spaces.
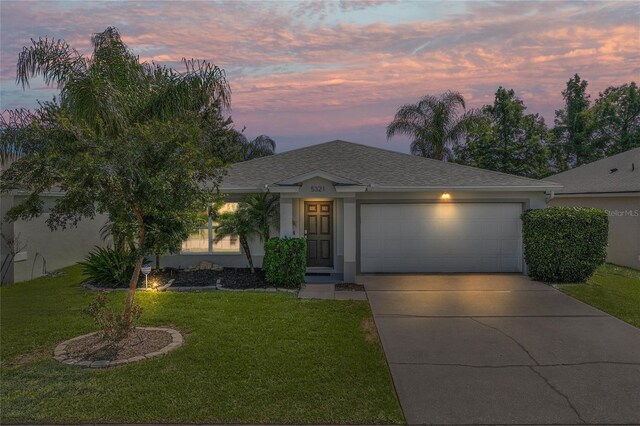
xmin=79 ymin=246 xmax=143 ymax=288
xmin=522 ymin=207 xmax=608 ymax=283
xmin=214 ymin=205 xmax=260 ymax=273
xmin=86 ymin=292 xmax=142 ymax=342
xmin=263 ymin=237 xmax=307 ymax=288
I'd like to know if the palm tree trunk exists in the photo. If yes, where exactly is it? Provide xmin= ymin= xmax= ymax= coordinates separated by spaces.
xmin=241 ymin=236 xmax=255 ymax=273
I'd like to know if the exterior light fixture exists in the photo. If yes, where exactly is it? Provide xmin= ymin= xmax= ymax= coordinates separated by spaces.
xmin=441 ymin=192 xmax=451 ymax=200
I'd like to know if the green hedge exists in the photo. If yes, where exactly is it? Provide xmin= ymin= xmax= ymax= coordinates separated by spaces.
xmin=521 ymin=207 xmax=608 ymax=283
xmin=263 ymin=237 xmax=307 ymax=288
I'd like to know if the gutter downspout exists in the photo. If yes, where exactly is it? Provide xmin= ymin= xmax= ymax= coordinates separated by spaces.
xmin=545 ymin=190 xmax=555 ymax=205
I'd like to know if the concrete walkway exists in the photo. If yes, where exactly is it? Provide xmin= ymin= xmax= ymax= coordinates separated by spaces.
xmin=298 ymin=284 xmax=367 ymax=300
xmin=361 ymin=274 xmax=640 ymax=425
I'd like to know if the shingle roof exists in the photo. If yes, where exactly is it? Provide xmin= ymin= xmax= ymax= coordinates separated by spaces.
xmin=221 ymin=140 xmax=561 ymax=191
xmin=547 ymin=148 xmax=640 ymax=194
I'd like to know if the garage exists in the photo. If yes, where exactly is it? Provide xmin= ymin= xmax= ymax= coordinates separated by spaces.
xmin=360 ymin=203 xmax=523 ymax=273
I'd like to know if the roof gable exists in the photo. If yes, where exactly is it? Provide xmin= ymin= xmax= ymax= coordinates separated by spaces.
xmin=276 ymin=169 xmax=361 ymax=185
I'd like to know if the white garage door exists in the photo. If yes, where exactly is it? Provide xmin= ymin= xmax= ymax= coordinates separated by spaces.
xmin=360 ymin=203 xmax=523 ymax=273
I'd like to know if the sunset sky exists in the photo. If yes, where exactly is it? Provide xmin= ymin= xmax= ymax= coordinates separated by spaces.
xmin=1 ymin=0 xmax=638 ymax=153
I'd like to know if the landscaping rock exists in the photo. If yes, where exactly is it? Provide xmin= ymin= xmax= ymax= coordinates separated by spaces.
xmin=196 ymin=260 xmax=223 ymax=271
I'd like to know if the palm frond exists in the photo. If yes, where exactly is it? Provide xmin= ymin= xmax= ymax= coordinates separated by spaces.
xmin=17 ymin=37 xmax=87 ymax=88
xmin=388 ymin=91 xmax=473 ymax=160
xmin=0 ymin=109 xmax=31 ymax=166
xmin=245 ymin=135 xmax=276 ymax=160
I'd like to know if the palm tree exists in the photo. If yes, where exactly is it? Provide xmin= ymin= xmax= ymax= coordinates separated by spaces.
xmin=387 ymin=91 xmax=480 ymax=160
xmin=214 ymin=205 xmax=260 ymax=273
xmin=244 ymin=135 xmax=276 ymax=160
xmin=244 ymin=193 xmax=279 ymax=246
xmin=228 ymin=129 xmax=276 ymax=161
xmin=13 ymin=27 xmax=230 ymax=314
xmin=0 ymin=110 xmax=29 ymax=167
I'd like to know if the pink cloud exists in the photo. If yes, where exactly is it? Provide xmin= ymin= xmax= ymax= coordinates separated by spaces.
xmin=1 ymin=0 xmax=638 ymax=151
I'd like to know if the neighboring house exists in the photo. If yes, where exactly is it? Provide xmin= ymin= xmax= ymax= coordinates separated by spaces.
xmin=548 ymin=148 xmax=640 ymax=270
xmin=162 ymin=140 xmax=561 ymax=281
xmin=1 ymin=192 xmax=107 ymax=284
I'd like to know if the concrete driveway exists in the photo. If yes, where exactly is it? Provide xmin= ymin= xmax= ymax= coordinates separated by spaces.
xmin=360 ymin=274 xmax=640 ymax=425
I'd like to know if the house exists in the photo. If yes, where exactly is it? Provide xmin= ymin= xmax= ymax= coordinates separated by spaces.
xmin=1 ymin=191 xmax=107 ymax=284
xmin=161 ymin=140 xmax=562 ymax=281
xmin=548 ymin=148 xmax=640 ymax=269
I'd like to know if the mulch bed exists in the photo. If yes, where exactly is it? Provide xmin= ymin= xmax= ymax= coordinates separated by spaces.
xmin=170 ymin=268 xmax=268 ymax=289
xmin=335 ymin=283 xmax=365 ymax=292
xmin=91 ymin=270 xmax=173 ymax=289
xmin=64 ymin=328 xmax=173 ymax=362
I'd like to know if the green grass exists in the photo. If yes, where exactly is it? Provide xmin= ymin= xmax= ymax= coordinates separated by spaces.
xmin=0 ymin=266 xmax=403 ymax=424
xmin=557 ymin=263 xmax=640 ymax=328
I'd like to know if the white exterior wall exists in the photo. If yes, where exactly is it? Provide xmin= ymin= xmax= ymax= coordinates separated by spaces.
xmin=1 ymin=193 xmax=108 ymax=283
xmin=550 ymin=195 xmax=640 ymax=270
xmin=12 ymin=213 xmax=108 ymax=282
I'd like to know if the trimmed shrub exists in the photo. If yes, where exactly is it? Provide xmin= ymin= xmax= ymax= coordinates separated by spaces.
xmin=521 ymin=207 xmax=608 ymax=283
xmin=79 ymin=246 xmax=142 ymax=288
xmin=263 ymin=237 xmax=307 ymax=288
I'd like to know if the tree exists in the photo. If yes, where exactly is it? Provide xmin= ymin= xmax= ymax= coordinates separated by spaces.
xmin=455 ymin=87 xmax=553 ymax=178
xmin=554 ymin=74 xmax=594 ymax=167
xmin=244 ymin=193 xmax=279 ymax=246
xmin=226 ymin=129 xmax=276 ymax=161
xmin=387 ymin=91 xmax=480 ymax=160
xmin=244 ymin=135 xmax=277 ymax=160
xmin=590 ymin=82 xmax=640 ymax=155
xmin=0 ymin=28 xmax=231 ymax=316
xmin=214 ymin=204 xmax=260 ymax=273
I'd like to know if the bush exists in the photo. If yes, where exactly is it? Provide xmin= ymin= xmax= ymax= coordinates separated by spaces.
xmin=522 ymin=207 xmax=608 ymax=283
xmin=86 ymin=292 xmax=142 ymax=342
xmin=263 ymin=237 xmax=307 ymax=288
xmin=79 ymin=246 xmax=141 ymax=288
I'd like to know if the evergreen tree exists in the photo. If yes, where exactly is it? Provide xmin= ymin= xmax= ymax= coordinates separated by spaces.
xmin=590 ymin=82 xmax=640 ymax=155
xmin=455 ymin=87 xmax=552 ymax=178
xmin=554 ymin=74 xmax=593 ymax=167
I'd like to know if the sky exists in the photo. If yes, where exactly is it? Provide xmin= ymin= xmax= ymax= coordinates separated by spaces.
xmin=0 ymin=0 xmax=638 ymax=153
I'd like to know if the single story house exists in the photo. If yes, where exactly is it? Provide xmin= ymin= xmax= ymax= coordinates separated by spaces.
xmin=161 ymin=140 xmax=562 ymax=281
xmin=548 ymin=148 xmax=640 ymax=269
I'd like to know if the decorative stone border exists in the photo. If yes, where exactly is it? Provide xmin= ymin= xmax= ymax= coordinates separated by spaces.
xmin=167 ymin=284 xmax=297 ymax=293
xmin=84 ymin=280 xmax=298 ymax=293
xmin=53 ymin=327 xmax=183 ymax=368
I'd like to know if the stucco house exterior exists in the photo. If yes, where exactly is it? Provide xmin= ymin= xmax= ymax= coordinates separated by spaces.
xmin=161 ymin=140 xmax=562 ymax=281
xmin=1 ymin=192 xmax=107 ymax=284
xmin=548 ymin=148 xmax=640 ymax=270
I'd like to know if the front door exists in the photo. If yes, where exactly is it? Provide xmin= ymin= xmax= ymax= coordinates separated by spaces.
xmin=305 ymin=201 xmax=333 ymax=267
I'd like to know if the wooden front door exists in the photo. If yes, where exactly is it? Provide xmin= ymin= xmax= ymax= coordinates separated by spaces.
xmin=304 ymin=201 xmax=333 ymax=267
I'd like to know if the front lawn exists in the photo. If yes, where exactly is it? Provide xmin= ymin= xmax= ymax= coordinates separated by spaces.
xmin=557 ymin=263 xmax=640 ymax=328
xmin=0 ymin=266 xmax=403 ymax=424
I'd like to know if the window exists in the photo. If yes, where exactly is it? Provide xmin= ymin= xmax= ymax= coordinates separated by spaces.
xmin=213 ymin=202 xmax=239 ymax=253
xmin=181 ymin=202 xmax=241 ymax=254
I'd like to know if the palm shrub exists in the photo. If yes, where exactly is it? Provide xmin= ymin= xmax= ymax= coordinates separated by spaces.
xmin=244 ymin=193 xmax=279 ymax=246
xmin=521 ymin=207 xmax=608 ymax=283
xmin=79 ymin=246 xmax=144 ymax=288
xmin=263 ymin=237 xmax=307 ymax=288
xmin=214 ymin=205 xmax=260 ymax=273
